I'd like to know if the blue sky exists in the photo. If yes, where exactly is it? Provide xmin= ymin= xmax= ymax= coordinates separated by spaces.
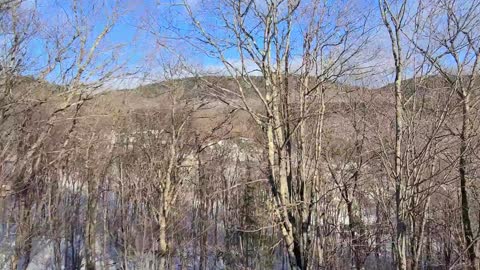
xmin=10 ymin=0 xmax=469 ymax=89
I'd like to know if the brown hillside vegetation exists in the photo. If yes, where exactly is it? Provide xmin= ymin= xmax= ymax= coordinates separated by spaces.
xmin=2 ymin=0 xmax=480 ymax=269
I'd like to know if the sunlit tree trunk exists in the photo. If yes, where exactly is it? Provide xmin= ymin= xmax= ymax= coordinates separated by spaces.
xmin=379 ymin=1 xmax=407 ymax=268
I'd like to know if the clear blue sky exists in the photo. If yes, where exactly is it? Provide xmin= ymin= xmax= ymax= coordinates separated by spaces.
xmin=13 ymin=0 xmax=445 ymax=88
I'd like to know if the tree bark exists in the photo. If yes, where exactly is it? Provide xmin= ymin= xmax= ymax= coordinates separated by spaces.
xmin=460 ymin=91 xmax=475 ymax=268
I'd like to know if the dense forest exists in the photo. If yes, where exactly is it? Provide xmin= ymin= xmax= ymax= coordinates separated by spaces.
xmin=1 ymin=0 xmax=480 ymax=269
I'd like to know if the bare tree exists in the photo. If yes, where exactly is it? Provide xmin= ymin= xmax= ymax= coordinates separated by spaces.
xmin=173 ymin=0 xmax=373 ymax=268
xmin=406 ymin=0 xmax=480 ymax=267
xmin=378 ymin=0 xmax=409 ymax=268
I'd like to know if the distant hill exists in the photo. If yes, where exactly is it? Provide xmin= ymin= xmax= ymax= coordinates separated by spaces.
xmin=5 ymin=74 xmax=464 ymax=148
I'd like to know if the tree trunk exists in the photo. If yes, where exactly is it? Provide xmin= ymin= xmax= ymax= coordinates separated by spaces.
xmin=460 ymin=92 xmax=475 ymax=268
xmin=158 ymin=214 xmax=168 ymax=270
xmin=394 ymin=49 xmax=407 ymax=270
xmin=85 ymin=179 xmax=97 ymax=270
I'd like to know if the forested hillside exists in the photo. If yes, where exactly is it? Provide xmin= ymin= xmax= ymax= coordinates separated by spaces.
xmin=1 ymin=0 xmax=480 ymax=269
